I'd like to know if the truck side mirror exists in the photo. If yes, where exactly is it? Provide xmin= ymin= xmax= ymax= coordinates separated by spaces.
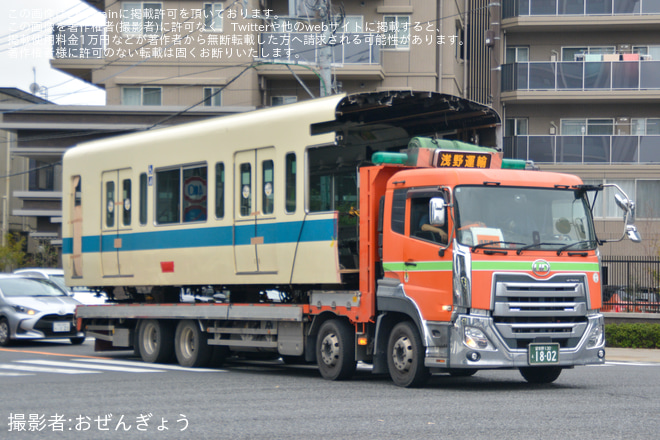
xmin=429 ymin=197 xmax=446 ymax=227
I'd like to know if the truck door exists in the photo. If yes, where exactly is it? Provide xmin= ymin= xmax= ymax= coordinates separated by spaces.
xmin=101 ymin=169 xmax=133 ymax=277
xmin=234 ymin=148 xmax=278 ymax=274
xmin=400 ymin=189 xmax=454 ymax=321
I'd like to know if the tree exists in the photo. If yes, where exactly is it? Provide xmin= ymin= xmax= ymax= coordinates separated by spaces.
xmin=0 ymin=233 xmax=26 ymax=272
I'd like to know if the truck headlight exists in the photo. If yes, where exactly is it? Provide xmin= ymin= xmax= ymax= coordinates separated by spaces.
xmin=586 ymin=323 xmax=604 ymax=349
xmin=464 ymin=327 xmax=494 ymax=350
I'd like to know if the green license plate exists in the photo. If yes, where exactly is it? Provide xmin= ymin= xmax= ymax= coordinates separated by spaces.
xmin=528 ymin=343 xmax=559 ymax=365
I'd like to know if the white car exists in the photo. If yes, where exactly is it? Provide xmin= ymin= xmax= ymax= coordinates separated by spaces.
xmin=13 ymin=268 xmax=107 ymax=305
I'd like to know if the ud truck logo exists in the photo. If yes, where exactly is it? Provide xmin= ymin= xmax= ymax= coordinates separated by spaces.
xmin=532 ymin=260 xmax=550 ymax=276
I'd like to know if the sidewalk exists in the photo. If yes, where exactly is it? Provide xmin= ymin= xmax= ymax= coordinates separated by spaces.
xmin=605 ymin=347 xmax=660 ymax=363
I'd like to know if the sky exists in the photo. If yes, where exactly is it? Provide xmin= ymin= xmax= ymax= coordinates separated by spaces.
xmin=0 ymin=0 xmax=106 ymax=105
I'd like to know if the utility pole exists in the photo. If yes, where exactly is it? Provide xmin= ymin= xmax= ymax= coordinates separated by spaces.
xmin=318 ymin=0 xmax=333 ymax=96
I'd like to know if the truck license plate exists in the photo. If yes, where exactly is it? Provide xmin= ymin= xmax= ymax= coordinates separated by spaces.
xmin=53 ymin=322 xmax=71 ymax=332
xmin=528 ymin=343 xmax=559 ymax=365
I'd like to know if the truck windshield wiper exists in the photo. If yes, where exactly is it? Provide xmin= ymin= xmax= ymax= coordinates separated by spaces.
xmin=515 ymin=242 xmax=562 ymax=255
xmin=556 ymin=240 xmax=595 ymax=255
xmin=472 ymin=241 xmax=524 ymax=252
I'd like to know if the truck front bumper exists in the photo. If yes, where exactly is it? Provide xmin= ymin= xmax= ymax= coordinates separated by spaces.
xmin=424 ymin=313 xmax=606 ymax=370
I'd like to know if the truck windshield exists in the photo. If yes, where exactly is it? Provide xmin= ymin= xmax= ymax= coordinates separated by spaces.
xmin=454 ymin=185 xmax=597 ymax=252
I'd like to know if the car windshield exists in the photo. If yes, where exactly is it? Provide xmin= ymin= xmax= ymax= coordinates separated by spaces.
xmin=49 ymin=274 xmax=69 ymax=292
xmin=0 ymin=278 xmax=68 ymax=298
xmin=454 ymin=185 xmax=597 ymax=252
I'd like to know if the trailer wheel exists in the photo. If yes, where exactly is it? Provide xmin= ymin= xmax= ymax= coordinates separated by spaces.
xmin=519 ymin=366 xmax=562 ymax=384
xmin=138 ymin=319 xmax=174 ymax=363
xmin=387 ymin=321 xmax=430 ymax=388
xmin=316 ymin=319 xmax=356 ymax=381
xmin=174 ymin=320 xmax=212 ymax=367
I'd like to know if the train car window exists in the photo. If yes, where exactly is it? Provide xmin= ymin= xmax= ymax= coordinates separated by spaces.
xmin=74 ymin=178 xmax=82 ymax=207
xmin=285 ymin=153 xmax=296 ymax=213
xmin=183 ymin=166 xmax=207 ymax=222
xmin=139 ymin=173 xmax=147 ymax=225
xmin=240 ymin=163 xmax=251 ymax=216
xmin=156 ymin=169 xmax=181 ymax=224
xmin=262 ymin=160 xmax=274 ymax=215
xmin=215 ymin=163 xmax=224 ymax=218
xmin=122 ymin=179 xmax=132 ymax=226
xmin=106 ymin=181 xmax=115 ymax=228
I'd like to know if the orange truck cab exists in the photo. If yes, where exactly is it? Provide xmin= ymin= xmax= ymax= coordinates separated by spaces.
xmin=359 ymin=138 xmax=641 ymax=386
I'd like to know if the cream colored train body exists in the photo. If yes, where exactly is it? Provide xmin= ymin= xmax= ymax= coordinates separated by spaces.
xmin=62 ymin=91 xmax=499 ymax=298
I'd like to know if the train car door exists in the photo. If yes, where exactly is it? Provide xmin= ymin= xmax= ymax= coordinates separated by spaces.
xmin=234 ymin=148 xmax=278 ymax=274
xmin=101 ymin=169 xmax=133 ymax=277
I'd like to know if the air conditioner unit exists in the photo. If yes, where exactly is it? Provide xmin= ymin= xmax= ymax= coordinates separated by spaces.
xmin=574 ymin=53 xmax=585 ymax=61
xmin=641 ymin=54 xmax=652 ymax=60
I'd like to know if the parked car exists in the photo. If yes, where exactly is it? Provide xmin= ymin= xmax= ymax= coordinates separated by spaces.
xmin=0 ymin=274 xmax=86 ymax=346
xmin=13 ymin=268 xmax=107 ymax=305
xmin=602 ymin=285 xmax=660 ymax=313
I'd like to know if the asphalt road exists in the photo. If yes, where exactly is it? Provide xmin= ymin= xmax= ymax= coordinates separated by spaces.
xmin=1 ymin=340 xmax=659 ymax=440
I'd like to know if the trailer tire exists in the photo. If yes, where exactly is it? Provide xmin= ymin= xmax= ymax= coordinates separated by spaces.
xmin=316 ymin=319 xmax=356 ymax=381
xmin=519 ymin=366 xmax=562 ymax=384
xmin=174 ymin=320 xmax=212 ymax=367
xmin=138 ymin=319 xmax=174 ymax=363
xmin=387 ymin=321 xmax=430 ymax=388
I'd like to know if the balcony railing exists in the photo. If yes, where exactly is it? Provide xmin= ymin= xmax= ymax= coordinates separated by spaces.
xmin=504 ymin=135 xmax=660 ymax=164
xmin=503 ymin=0 xmax=660 ymax=18
xmin=502 ymin=60 xmax=660 ymax=92
xmin=258 ymin=32 xmax=381 ymax=65
xmin=52 ymin=25 xmax=105 ymax=59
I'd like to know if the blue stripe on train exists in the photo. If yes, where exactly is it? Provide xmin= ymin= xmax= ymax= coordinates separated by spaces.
xmin=62 ymin=218 xmax=336 ymax=255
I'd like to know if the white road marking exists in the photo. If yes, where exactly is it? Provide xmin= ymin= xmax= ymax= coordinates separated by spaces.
xmin=0 ymin=363 xmax=100 ymax=375
xmin=17 ymin=359 xmax=166 ymax=373
xmin=72 ymin=358 xmax=225 ymax=372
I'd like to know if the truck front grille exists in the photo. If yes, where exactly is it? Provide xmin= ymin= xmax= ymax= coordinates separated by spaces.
xmin=492 ymin=274 xmax=588 ymax=349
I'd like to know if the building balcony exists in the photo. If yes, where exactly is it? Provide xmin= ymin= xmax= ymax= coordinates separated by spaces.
xmin=504 ymin=135 xmax=660 ymax=164
xmin=257 ymin=32 xmax=383 ymax=79
xmin=501 ymin=61 xmax=660 ymax=102
xmin=503 ymin=0 xmax=660 ymax=18
xmin=502 ymin=0 xmax=660 ymax=31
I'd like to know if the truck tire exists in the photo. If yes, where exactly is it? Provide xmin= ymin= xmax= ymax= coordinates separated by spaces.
xmin=316 ymin=319 xmax=356 ymax=381
xmin=138 ymin=319 xmax=174 ymax=363
xmin=519 ymin=366 xmax=562 ymax=384
xmin=387 ymin=321 xmax=430 ymax=388
xmin=174 ymin=320 xmax=212 ymax=367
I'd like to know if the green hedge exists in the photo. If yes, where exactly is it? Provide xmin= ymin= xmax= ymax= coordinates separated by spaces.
xmin=605 ymin=323 xmax=660 ymax=349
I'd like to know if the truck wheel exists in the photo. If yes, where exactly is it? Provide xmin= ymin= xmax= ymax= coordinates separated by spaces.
xmin=387 ymin=321 xmax=430 ymax=388
xmin=0 ymin=318 xmax=11 ymax=347
xmin=519 ymin=366 xmax=562 ymax=384
xmin=138 ymin=319 xmax=174 ymax=363
xmin=174 ymin=320 xmax=212 ymax=367
xmin=316 ymin=319 xmax=356 ymax=380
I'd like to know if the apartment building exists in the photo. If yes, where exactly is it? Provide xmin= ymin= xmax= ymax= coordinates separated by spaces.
xmin=499 ymin=0 xmax=660 ymax=257
xmin=49 ymin=0 xmax=660 ymax=257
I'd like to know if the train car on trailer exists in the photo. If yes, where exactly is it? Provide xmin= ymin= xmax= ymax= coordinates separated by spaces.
xmin=63 ymin=91 xmax=639 ymax=386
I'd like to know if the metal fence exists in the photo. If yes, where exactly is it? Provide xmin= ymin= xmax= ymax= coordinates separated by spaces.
xmin=601 ymin=256 xmax=660 ymax=313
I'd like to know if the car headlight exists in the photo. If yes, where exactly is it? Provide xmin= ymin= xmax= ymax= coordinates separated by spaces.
xmin=12 ymin=305 xmax=38 ymax=315
xmin=587 ymin=323 xmax=604 ymax=349
xmin=464 ymin=326 xmax=494 ymax=350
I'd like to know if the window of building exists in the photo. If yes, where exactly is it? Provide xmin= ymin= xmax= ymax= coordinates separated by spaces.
xmin=383 ymin=15 xmax=410 ymax=50
xmin=215 ymin=163 xmax=224 ymax=218
xmin=561 ymin=119 xmax=614 ymax=135
xmin=285 ymin=153 xmax=296 ymax=213
xmin=156 ymin=164 xmax=207 ymax=224
xmin=139 ymin=173 xmax=148 ymax=225
xmin=121 ymin=2 xmax=162 ymax=35
xmin=332 ymin=15 xmax=363 ymax=32
xmin=505 ymin=118 xmax=529 ymax=136
xmin=506 ymin=46 xmax=529 ymax=63
xmin=204 ymin=3 xmax=223 ymax=32
xmin=203 ymin=87 xmax=222 ymax=106
xmin=561 ymin=46 xmax=615 ymax=61
xmin=271 ymin=96 xmax=297 ymax=106
xmin=637 ymin=180 xmax=660 ymax=218
xmin=632 ymin=118 xmax=660 ymax=135
xmin=122 ymin=87 xmax=162 ymax=105
xmin=632 ymin=45 xmax=660 ymax=60
xmin=28 ymin=159 xmax=56 ymax=191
